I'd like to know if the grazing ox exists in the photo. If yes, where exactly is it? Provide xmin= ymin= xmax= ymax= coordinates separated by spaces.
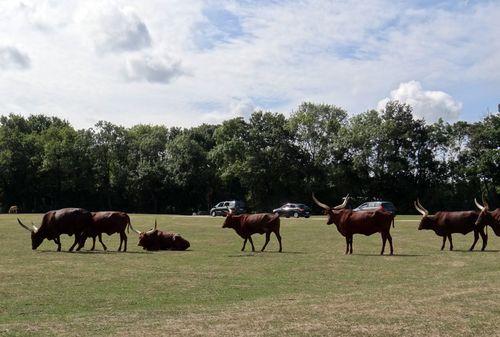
xmin=475 ymin=198 xmax=500 ymax=236
xmin=17 ymin=208 xmax=92 ymax=251
xmin=312 ymin=193 xmax=395 ymax=255
xmin=136 ymin=220 xmax=190 ymax=251
xmin=8 ymin=206 xmax=18 ymax=214
xmin=222 ymin=210 xmax=282 ymax=252
xmin=81 ymin=211 xmax=138 ymax=252
xmin=414 ymin=199 xmax=485 ymax=251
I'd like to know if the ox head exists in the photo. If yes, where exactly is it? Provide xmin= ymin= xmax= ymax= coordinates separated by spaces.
xmin=414 ymin=199 xmax=436 ymax=230
xmin=474 ymin=196 xmax=493 ymax=227
xmin=222 ymin=208 xmax=237 ymax=229
xmin=17 ymin=218 xmax=43 ymax=250
xmin=137 ymin=219 xmax=158 ymax=248
xmin=312 ymin=193 xmax=349 ymax=225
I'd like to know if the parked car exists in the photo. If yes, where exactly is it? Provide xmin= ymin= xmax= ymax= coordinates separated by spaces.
xmin=353 ymin=201 xmax=397 ymax=215
xmin=273 ymin=203 xmax=311 ymax=218
xmin=210 ymin=200 xmax=246 ymax=216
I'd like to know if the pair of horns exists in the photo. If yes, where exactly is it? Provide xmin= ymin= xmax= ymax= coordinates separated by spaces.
xmin=17 ymin=219 xmax=38 ymax=233
xmin=414 ymin=199 xmax=429 ymax=216
xmin=129 ymin=219 xmax=158 ymax=235
xmin=312 ymin=193 xmax=349 ymax=210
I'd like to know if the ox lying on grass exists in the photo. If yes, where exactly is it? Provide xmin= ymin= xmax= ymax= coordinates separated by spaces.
xmin=80 ymin=211 xmax=139 ymax=252
xmin=475 ymin=197 xmax=500 ymax=237
xmin=17 ymin=208 xmax=92 ymax=251
xmin=136 ymin=220 xmax=190 ymax=251
xmin=415 ymin=199 xmax=485 ymax=251
xmin=313 ymin=193 xmax=395 ymax=255
xmin=222 ymin=210 xmax=282 ymax=252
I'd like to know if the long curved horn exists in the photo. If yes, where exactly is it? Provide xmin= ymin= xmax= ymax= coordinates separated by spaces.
xmin=31 ymin=222 xmax=38 ymax=233
xmin=474 ymin=198 xmax=485 ymax=211
xmin=415 ymin=199 xmax=429 ymax=216
xmin=17 ymin=218 xmax=33 ymax=232
xmin=334 ymin=194 xmax=350 ymax=210
xmin=145 ymin=219 xmax=157 ymax=235
xmin=128 ymin=221 xmax=141 ymax=235
xmin=414 ymin=201 xmax=426 ymax=216
xmin=312 ymin=193 xmax=330 ymax=210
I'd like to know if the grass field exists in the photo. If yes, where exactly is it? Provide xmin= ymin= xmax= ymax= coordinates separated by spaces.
xmin=1 ymin=214 xmax=499 ymax=337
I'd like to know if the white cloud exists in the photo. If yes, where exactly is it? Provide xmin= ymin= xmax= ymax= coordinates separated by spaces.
xmin=200 ymin=98 xmax=256 ymax=123
xmin=125 ymin=52 xmax=183 ymax=83
xmin=377 ymin=81 xmax=462 ymax=122
xmin=78 ymin=3 xmax=152 ymax=53
xmin=0 ymin=46 xmax=30 ymax=70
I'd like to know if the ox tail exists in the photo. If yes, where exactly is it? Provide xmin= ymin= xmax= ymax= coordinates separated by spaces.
xmin=392 ymin=218 xmax=395 ymax=228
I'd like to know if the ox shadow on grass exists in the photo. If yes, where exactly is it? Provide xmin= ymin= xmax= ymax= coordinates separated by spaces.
xmin=37 ymin=249 xmax=152 ymax=254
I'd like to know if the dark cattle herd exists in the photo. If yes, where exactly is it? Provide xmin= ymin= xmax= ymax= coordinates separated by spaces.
xmin=12 ymin=194 xmax=500 ymax=254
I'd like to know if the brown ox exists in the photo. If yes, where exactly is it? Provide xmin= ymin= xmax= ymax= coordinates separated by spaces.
xmin=8 ymin=206 xmax=18 ymax=214
xmin=475 ymin=198 xmax=500 ymax=237
xmin=17 ymin=208 xmax=92 ymax=251
xmin=415 ymin=199 xmax=485 ymax=251
xmin=313 ymin=193 xmax=395 ymax=255
xmin=80 ymin=211 xmax=138 ymax=252
xmin=222 ymin=211 xmax=282 ymax=252
xmin=136 ymin=220 xmax=190 ymax=251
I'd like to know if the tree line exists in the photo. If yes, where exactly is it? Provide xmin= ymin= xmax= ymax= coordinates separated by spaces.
xmin=0 ymin=101 xmax=498 ymax=214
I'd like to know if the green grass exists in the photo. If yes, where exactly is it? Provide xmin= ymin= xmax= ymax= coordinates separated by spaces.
xmin=1 ymin=214 xmax=499 ymax=336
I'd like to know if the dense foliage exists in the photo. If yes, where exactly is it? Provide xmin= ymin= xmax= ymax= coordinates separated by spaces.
xmin=0 ymin=102 xmax=498 ymax=214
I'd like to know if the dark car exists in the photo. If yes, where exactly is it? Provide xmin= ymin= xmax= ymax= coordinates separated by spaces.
xmin=210 ymin=200 xmax=246 ymax=216
xmin=353 ymin=201 xmax=397 ymax=215
xmin=273 ymin=203 xmax=311 ymax=218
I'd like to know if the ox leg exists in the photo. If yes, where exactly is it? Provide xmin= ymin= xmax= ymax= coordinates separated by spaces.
xmin=241 ymin=238 xmax=247 ymax=251
xmin=480 ymin=228 xmax=488 ymax=251
xmin=469 ymin=230 xmax=479 ymax=251
xmin=347 ymin=235 xmax=353 ymax=254
xmin=261 ymin=232 xmax=271 ymax=252
xmin=440 ymin=236 xmax=446 ymax=251
xmin=91 ymin=236 xmax=96 ymax=251
xmin=275 ymin=230 xmax=282 ymax=252
xmin=380 ymin=232 xmax=387 ymax=255
xmin=54 ymin=236 xmax=61 ymax=252
xmin=120 ymin=232 xmax=127 ymax=252
xmin=248 ymin=236 xmax=256 ymax=252
xmin=345 ymin=236 xmax=349 ymax=255
xmin=70 ymin=234 xmax=82 ymax=252
xmin=387 ymin=233 xmax=394 ymax=255
xmin=447 ymin=234 xmax=453 ymax=251
xmin=118 ymin=234 xmax=122 ymax=252
xmin=98 ymin=234 xmax=107 ymax=251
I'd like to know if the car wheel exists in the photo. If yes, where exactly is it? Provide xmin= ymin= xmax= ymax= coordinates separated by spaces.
xmin=305 ymin=214 xmax=310 ymax=218
xmin=211 ymin=211 xmax=216 ymax=217
xmin=285 ymin=213 xmax=290 ymax=218
xmin=293 ymin=212 xmax=299 ymax=218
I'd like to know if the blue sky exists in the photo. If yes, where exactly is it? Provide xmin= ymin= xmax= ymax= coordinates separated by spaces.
xmin=0 ymin=0 xmax=498 ymax=127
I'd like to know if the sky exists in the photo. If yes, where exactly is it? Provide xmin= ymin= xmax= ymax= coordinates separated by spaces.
xmin=0 ymin=0 xmax=498 ymax=128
